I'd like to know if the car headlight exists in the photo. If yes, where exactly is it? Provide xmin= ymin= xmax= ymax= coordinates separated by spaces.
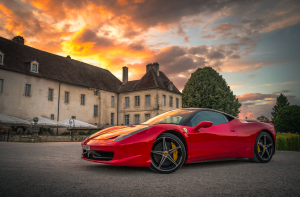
xmin=113 ymin=126 xmax=151 ymax=142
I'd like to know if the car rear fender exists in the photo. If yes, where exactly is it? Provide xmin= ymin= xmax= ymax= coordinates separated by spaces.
xmin=257 ymin=129 xmax=276 ymax=155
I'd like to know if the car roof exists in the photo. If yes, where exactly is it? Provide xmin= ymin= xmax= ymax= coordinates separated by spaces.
xmin=181 ymin=108 xmax=237 ymax=119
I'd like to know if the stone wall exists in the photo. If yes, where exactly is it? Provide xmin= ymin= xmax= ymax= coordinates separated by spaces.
xmin=0 ymin=135 xmax=88 ymax=142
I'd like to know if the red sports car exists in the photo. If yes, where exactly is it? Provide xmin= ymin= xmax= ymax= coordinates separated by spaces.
xmin=81 ymin=108 xmax=276 ymax=173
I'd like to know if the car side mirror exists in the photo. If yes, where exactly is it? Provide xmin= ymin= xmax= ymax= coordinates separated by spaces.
xmin=194 ymin=121 xmax=213 ymax=131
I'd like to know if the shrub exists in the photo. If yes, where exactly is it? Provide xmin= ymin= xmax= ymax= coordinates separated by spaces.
xmin=87 ymin=130 xmax=99 ymax=135
xmin=276 ymin=134 xmax=300 ymax=151
xmin=276 ymin=136 xmax=287 ymax=151
xmin=274 ymin=105 xmax=300 ymax=133
xmin=78 ymin=131 xmax=87 ymax=135
xmin=61 ymin=131 xmax=70 ymax=135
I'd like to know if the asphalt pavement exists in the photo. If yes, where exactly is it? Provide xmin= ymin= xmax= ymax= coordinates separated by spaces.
xmin=0 ymin=142 xmax=299 ymax=197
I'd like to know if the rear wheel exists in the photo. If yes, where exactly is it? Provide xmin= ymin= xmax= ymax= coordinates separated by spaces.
xmin=150 ymin=133 xmax=186 ymax=174
xmin=250 ymin=131 xmax=274 ymax=163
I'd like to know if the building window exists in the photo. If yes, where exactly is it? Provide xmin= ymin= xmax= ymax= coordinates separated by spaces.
xmin=135 ymin=114 xmax=140 ymax=125
xmin=145 ymin=95 xmax=150 ymax=106
xmin=111 ymin=113 xmax=114 ymax=126
xmin=48 ymin=88 xmax=53 ymax=101
xmin=170 ymin=96 xmax=173 ymax=107
xmin=32 ymin=64 xmax=37 ymax=72
xmin=30 ymin=61 xmax=39 ymax=73
xmin=94 ymin=91 xmax=98 ymax=96
xmin=71 ymin=116 xmax=76 ymax=119
xmin=81 ymin=94 xmax=85 ymax=105
xmin=135 ymin=96 xmax=140 ymax=106
xmin=94 ymin=105 xmax=98 ymax=117
xmin=65 ymin=92 xmax=69 ymax=103
xmin=25 ymin=84 xmax=31 ymax=97
xmin=0 ymin=51 xmax=4 ymax=65
xmin=125 ymin=115 xmax=129 ymax=125
xmin=162 ymin=95 xmax=166 ymax=106
xmin=50 ymin=114 xmax=54 ymax=120
xmin=125 ymin=97 xmax=129 ymax=108
xmin=145 ymin=114 xmax=150 ymax=121
xmin=0 ymin=79 xmax=3 ymax=93
xmin=111 ymin=96 xmax=114 ymax=107
xmin=176 ymin=98 xmax=179 ymax=108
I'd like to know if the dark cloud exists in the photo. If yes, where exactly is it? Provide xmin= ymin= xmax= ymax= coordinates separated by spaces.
xmin=128 ymin=41 xmax=145 ymax=51
xmin=201 ymin=34 xmax=216 ymax=39
xmin=229 ymin=54 xmax=240 ymax=59
xmin=188 ymin=45 xmax=208 ymax=55
xmin=177 ymin=25 xmax=186 ymax=36
xmin=207 ymin=50 xmax=225 ymax=60
xmin=183 ymin=36 xmax=190 ymax=43
xmin=74 ymin=29 xmax=114 ymax=46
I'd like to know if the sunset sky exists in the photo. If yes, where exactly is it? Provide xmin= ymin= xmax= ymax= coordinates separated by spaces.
xmin=1 ymin=0 xmax=299 ymax=119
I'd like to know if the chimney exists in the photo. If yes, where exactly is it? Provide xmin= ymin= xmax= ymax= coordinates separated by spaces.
xmin=122 ymin=66 xmax=128 ymax=85
xmin=146 ymin=63 xmax=152 ymax=73
xmin=66 ymin=55 xmax=71 ymax=59
xmin=152 ymin=62 xmax=159 ymax=76
xmin=12 ymin=36 xmax=25 ymax=45
xmin=146 ymin=62 xmax=159 ymax=76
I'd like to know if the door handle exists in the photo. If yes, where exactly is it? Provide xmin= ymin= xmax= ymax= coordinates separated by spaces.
xmin=230 ymin=129 xmax=235 ymax=132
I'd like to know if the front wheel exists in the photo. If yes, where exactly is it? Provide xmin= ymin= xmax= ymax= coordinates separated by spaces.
xmin=150 ymin=133 xmax=186 ymax=174
xmin=250 ymin=131 xmax=274 ymax=163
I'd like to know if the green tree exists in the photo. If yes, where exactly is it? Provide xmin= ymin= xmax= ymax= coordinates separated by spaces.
xmin=271 ymin=93 xmax=290 ymax=123
xmin=182 ymin=67 xmax=241 ymax=117
xmin=274 ymin=105 xmax=300 ymax=133
xmin=257 ymin=115 xmax=270 ymax=122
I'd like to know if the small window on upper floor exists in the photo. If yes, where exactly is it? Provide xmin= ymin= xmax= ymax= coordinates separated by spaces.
xmin=0 ymin=79 xmax=3 ymax=93
xmin=30 ymin=61 xmax=39 ymax=73
xmin=0 ymin=51 xmax=4 ymax=65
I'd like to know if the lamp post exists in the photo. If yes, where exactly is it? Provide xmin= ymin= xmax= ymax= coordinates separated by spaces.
xmin=32 ymin=117 xmax=39 ymax=137
xmin=69 ymin=117 xmax=75 ymax=139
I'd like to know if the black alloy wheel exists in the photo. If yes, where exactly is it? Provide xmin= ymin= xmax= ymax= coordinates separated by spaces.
xmin=150 ymin=133 xmax=186 ymax=174
xmin=250 ymin=131 xmax=274 ymax=163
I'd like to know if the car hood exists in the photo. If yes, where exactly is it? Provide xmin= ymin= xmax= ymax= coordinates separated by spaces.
xmin=90 ymin=125 xmax=150 ymax=140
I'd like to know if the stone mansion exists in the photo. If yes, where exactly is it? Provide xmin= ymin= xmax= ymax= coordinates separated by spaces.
xmin=0 ymin=36 xmax=182 ymax=130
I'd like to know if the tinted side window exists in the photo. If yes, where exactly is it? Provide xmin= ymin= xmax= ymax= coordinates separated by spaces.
xmin=190 ymin=111 xmax=227 ymax=126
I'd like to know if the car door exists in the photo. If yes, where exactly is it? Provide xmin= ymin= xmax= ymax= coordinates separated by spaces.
xmin=189 ymin=111 xmax=237 ymax=162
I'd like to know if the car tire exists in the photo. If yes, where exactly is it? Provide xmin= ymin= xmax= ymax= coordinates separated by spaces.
xmin=150 ymin=133 xmax=186 ymax=174
xmin=249 ymin=131 xmax=274 ymax=163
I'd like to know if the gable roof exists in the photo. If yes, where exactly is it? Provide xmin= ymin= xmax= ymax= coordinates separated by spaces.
xmin=0 ymin=36 xmax=182 ymax=95
xmin=119 ymin=68 xmax=182 ymax=94
xmin=0 ymin=36 xmax=121 ymax=92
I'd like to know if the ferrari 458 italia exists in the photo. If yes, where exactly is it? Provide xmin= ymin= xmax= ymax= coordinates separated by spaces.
xmin=81 ymin=108 xmax=276 ymax=173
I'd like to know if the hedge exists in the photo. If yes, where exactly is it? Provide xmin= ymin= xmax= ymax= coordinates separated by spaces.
xmin=276 ymin=134 xmax=300 ymax=151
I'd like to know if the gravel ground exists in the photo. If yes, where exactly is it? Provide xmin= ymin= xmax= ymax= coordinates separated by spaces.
xmin=0 ymin=142 xmax=299 ymax=197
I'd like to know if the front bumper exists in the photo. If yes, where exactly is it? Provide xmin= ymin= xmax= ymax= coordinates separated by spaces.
xmin=81 ymin=138 xmax=152 ymax=167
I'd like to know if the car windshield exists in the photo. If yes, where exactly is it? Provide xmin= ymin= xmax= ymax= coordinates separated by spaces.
xmin=142 ymin=109 xmax=197 ymax=125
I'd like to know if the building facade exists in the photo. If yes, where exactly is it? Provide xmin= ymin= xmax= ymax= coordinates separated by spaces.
xmin=0 ymin=36 xmax=182 ymax=132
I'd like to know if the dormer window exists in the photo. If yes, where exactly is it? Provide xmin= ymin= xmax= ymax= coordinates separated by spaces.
xmin=30 ymin=61 xmax=39 ymax=73
xmin=168 ymin=81 xmax=173 ymax=91
xmin=0 ymin=51 xmax=4 ymax=65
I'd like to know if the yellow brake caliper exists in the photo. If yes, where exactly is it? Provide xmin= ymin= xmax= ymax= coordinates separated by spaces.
xmin=258 ymin=144 xmax=261 ymax=152
xmin=171 ymin=142 xmax=178 ymax=162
